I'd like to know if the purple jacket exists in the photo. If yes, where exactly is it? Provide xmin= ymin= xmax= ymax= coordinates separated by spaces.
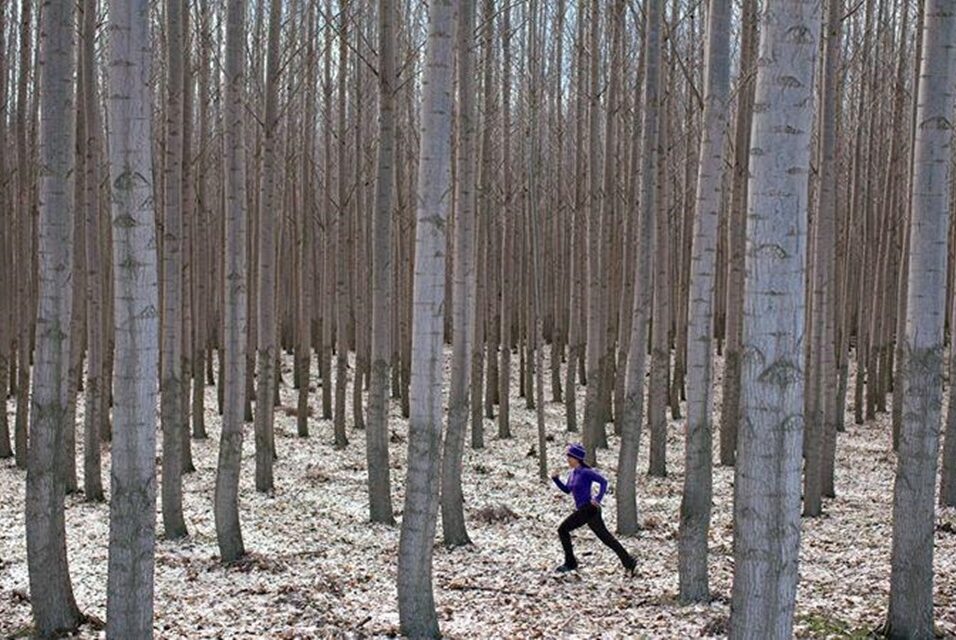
xmin=553 ymin=467 xmax=608 ymax=509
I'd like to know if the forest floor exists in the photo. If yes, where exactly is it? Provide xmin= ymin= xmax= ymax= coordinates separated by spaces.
xmin=2 ymin=350 xmax=956 ymax=639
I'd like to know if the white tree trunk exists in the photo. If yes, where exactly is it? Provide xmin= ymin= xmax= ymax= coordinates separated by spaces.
xmin=729 ymin=0 xmax=820 ymax=636
xmin=397 ymin=0 xmax=455 ymax=635
xmin=106 ymin=0 xmax=161 ymax=635
xmin=25 ymin=0 xmax=83 ymax=633
xmin=886 ymin=0 xmax=956 ymax=635
xmin=678 ymin=0 xmax=730 ymax=604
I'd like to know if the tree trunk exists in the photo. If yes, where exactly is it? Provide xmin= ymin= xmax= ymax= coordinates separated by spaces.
xmin=397 ymin=0 xmax=454 ymax=635
xmin=26 ymin=0 xmax=83 ymax=633
xmin=333 ymin=0 xmax=350 ymax=449
xmin=64 ymin=36 xmax=87 ymax=496
xmin=296 ymin=2 xmax=317 ymax=441
xmin=442 ymin=0 xmax=477 ymax=548
xmin=253 ymin=0 xmax=283 ymax=494
xmin=886 ymin=1 xmax=955 ymax=635
xmin=80 ymin=0 xmax=105 ymax=501
xmin=582 ymin=0 xmax=606 ymax=465
xmin=192 ymin=0 xmax=212 ymax=442
xmin=678 ymin=0 xmax=730 ymax=603
xmin=0 ymin=0 xmax=9 ymax=463
xmin=14 ymin=0 xmax=34 ymax=470
xmin=804 ymin=0 xmax=842 ymax=518
xmin=161 ymin=0 xmax=188 ymax=539
xmin=476 ymin=0 xmax=497 ymax=446
xmin=719 ymin=0 xmax=757 ymax=467
xmin=367 ymin=0 xmax=397 ymax=525
xmin=498 ymin=1 xmax=514 ymax=440
xmin=321 ymin=1 xmax=334 ymax=422
xmin=215 ymin=0 xmax=249 ymax=565
xmin=527 ymin=0 xmax=548 ymax=480
xmin=729 ymin=0 xmax=819 ymax=636
xmin=616 ymin=0 xmax=660 ymax=536
xmin=565 ymin=1 xmax=588 ymax=435
xmin=106 ymin=0 xmax=161 ymax=635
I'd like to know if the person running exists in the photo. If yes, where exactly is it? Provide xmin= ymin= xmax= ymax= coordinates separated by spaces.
xmin=551 ymin=443 xmax=636 ymax=575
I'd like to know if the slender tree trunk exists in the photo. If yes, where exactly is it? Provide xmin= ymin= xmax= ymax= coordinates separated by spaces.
xmin=943 ymin=249 xmax=956 ymax=507
xmin=616 ymin=0 xmax=660 ymax=536
xmin=26 ymin=0 xmax=83 ymax=633
xmin=333 ymin=0 xmax=350 ymax=449
xmin=498 ymin=1 xmax=514 ymax=440
xmin=180 ymin=0 xmax=196 ymax=477
xmin=582 ymin=0 xmax=606 ymax=465
xmin=729 ymin=0 xmax=819 ymax=636
xmin=893 ymin=0 xmax=924 ymax=452
xmin=719 ymin=0 xmax=757 ymax=467
xmin=14 ymin=0 xmax=33 ymax=470
xmin=367 ymin=0 xmax=397 ymax=525
xmin=805 ymin=0 xmax=842 ymax=518
xmin=321 ymin=2 xmax=334 ymax=422
xmin=296 ymin=2 xmax=317 ymax=440
xmin=678 ymin=0 xmax=730 ymax=603
xmin=647 ymin=101 xmax=670 ymax=478
xmin=397 ymin=0 xmax=454 ymax=635
xmin=215 ymin=0 xmax=248 ymax=565
xmin=476 ymin=0 xmax=497 ymax=446
xmin=886 ymin=2 xmax=955 ymax=635
xmin=64 ymin=37 xmax=86 ymax=496
xmin=161 ymin=0 xmax=188 ymax=540
xmin=106 ymin=0 xmax=161 ymax=635
xmin=0 ymin=0 xmax=9 ymax=463
xmin=253 ymin=0 xmax=283 ymax=493
xmin=527 ymin=0 xmax=548 ymax=479
xmin=192 ymin=0 xmax=212 ymax=442
xmin=442 ymin=0 xmax=477 ymax=548
xmin=566 ymin=1 xmax=587 ymax=435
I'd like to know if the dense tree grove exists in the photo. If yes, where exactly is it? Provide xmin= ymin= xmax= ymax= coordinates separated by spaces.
xmin=2 ymin=0 xmax=956 ymax=637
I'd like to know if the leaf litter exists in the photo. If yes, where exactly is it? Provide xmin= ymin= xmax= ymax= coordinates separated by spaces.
xmin=0 ymin=351 xmax=955 ymax=639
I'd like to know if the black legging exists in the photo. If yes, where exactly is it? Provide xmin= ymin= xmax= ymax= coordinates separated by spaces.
xmin=558 ymin=503 xmax=631 ymax=568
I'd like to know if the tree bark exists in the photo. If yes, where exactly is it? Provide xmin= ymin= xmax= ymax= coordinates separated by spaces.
xmin=678 ymin=0 xmax=730 ymax=603
xmin=886 ymin=1 xmax=955 ymax=635
xmin=442 ymin=0 xmax=477 ymax=547
xmin=616 ymin=0 xmax=660 ymax=536
xmin=498 ymin=1 xmax=514 ymax=440
xmin=161 ymin=0 xmax=188 ymax=539
xmin=397 ymin=0 xmax=454 ymax=635
xmin=804 ymin=0 xmax=842 ymax=518
xmin=582 ymin=0 xmax=606 ymax=465
xmin=367 ymin=0 xmax=397 ymax=525
xmin=719 ymin=0 xmax=757 ymax=467
xmin=253 ymin=0 xmax=283 ymax=494
xmin=106 ymin=0 xmax=161 ymax=635
xmin=215 ymin=0 xmax=249 ymax=565
xmin=729 ymin=0 xmax=819 ymax=636
xmin=14 ymin=0 xmax=34 ymax=470
xmin=80 ymin=0 xmax=105 ymax=501
xmin=333 ymin=0 xmax=351 ymax=449
xmin=26 ymin=0 xmax=83 ymax=633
